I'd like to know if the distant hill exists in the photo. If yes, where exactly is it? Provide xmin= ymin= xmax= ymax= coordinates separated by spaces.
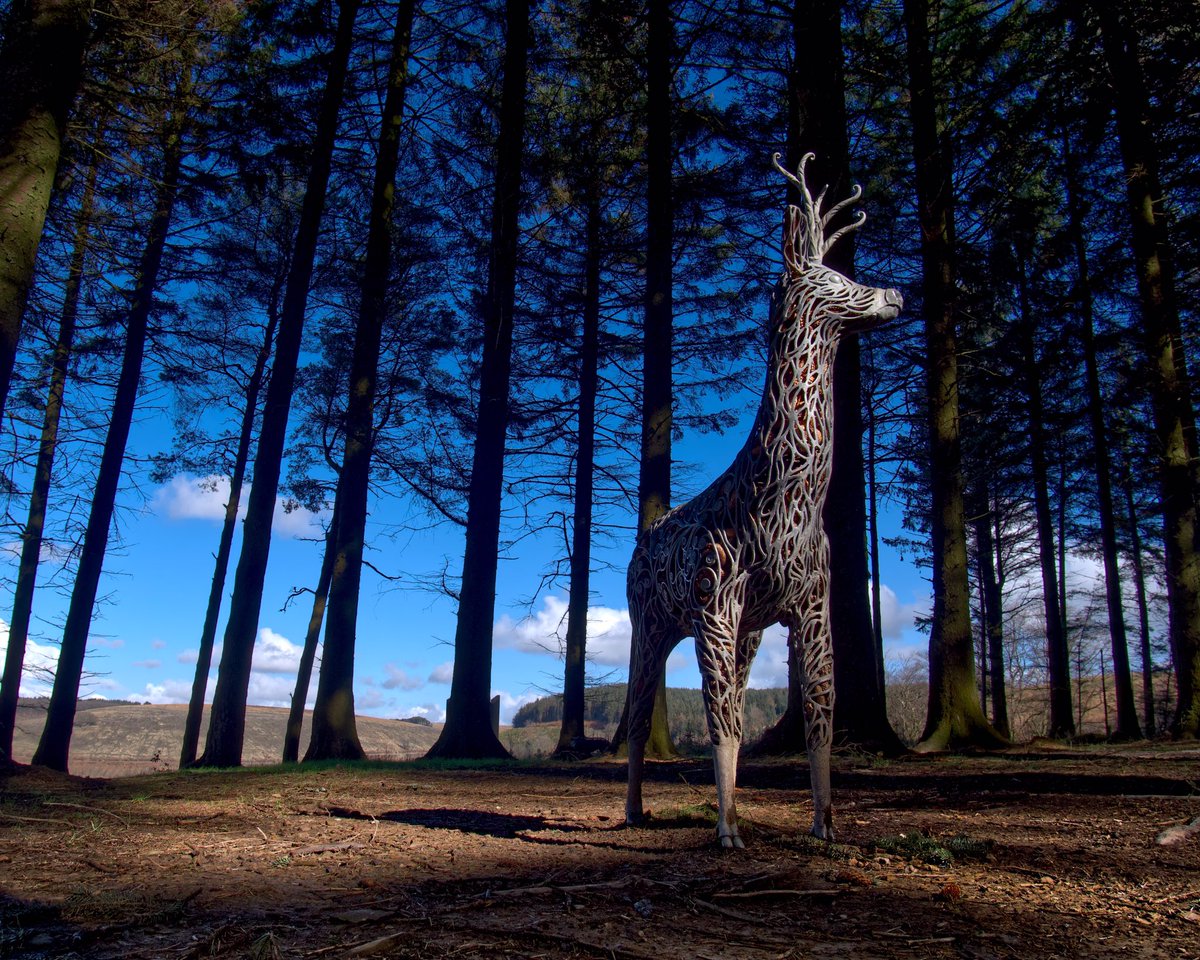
xmin=9 ymin=699 xmax=441 ymax=777
xmin=511 ymin=683 xmax=788 ymax=751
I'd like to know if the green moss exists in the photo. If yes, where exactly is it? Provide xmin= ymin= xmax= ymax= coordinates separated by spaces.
xmin=873 ymin=831 xmax=992 ymax=865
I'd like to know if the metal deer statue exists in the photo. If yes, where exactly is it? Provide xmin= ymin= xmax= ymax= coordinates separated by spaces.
xmin=624 ymin=153 xmax=903 ymax=848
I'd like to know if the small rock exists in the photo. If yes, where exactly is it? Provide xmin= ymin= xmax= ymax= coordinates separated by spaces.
xmin=633 ymin=898 xmax=653 ymax=918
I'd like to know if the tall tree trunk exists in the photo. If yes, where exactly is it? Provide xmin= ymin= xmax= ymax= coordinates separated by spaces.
xmin=1062 ymin=140 xmax=1141 ymax=740
xmin=307 ymin=0 xmax=416 ymax=763
xmin=1121 ymin=465 xmax=1156 ymax=735
xmin=903 ymin=0 xmax=1005 ymax=752
xmin=426 ymin=0 xmax=529 ymax=759
xmin=284 ymin=495 xmax=339 ymax=762
xmin=198 ymin=0 xmax=361 ymax=768
xmin=754 ymin=0 xmax=902 ymax=757
xmin=32 ymin=75 xmax=189 ymax=771
xmin=1088 ymin=2 xmax=1200 ymax=738
xmin=556 ymin=185 xmax=601 ymax=756
xmin=612 ymin=0 xmax=676 ymax=760
xmin=0 ymin=139 xmax=97 ymax=762
xmin=1015 ymin=275 xmax=1073 ymax=739
xmin=178 ymin=292 xmax=280 ymax=768
xmin=970 ymin=483 xmax=1009 ymax=738
xmin=0 ymin=0 xmax=93 ymax=424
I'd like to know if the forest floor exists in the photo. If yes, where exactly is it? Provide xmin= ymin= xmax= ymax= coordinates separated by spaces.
xmin=1 ymin=743 xmax=1199 ymax=959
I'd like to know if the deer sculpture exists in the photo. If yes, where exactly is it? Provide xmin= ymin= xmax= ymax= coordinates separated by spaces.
xmin=624 ymin=153 xmax=903 ymax=848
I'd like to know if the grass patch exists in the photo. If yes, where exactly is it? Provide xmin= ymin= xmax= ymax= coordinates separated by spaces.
xmin=873 ymin=831 xmax=993 ymax=865
xmin=789 ymin=832 xmax=857 ymax=861
xmin=656 ymin=802 xmax=719 ymax=825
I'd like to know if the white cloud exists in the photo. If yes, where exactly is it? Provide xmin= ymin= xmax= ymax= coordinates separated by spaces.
xmin=382 ymin=663 xmax=423 ymax=691
xmin=428 ymin=661 xmax=453 ymax=685
xmin=142 ymin=679 xmax=194 ymax=704
xmin=252 ymin=626 xmax=305 ymax=674
xmin=90 ymin=636 xmax=124 ymax=650
xmin=873 ymin=582 xmax=930 ymax=641
xmin=133 ymin=659 xmax=162 ymax=670
xmin=153 ymin=474 xmax=232 ymax=521
xmin=396 ymin=702 xmax=445 ymax=723
xmin=177 ymin=648 xmax=199 ymax=665
xmin=152 ymin=639 xmax=167 ymax=650
xmin=747 ymin=624 xmax=790 ymax=688
xmin=152 ymin=474 xmax=328 ymax=540
xmin=0 ymin=620 xmax=60 ymax=698
xmin=492 ymin=688 xmax=540 ymax=725
xmin=493 ymin=595 xmax=633 ymax=668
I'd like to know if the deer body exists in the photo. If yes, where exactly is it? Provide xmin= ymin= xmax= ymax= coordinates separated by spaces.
xmin=624 ymin=155 xmax=902 ymax=848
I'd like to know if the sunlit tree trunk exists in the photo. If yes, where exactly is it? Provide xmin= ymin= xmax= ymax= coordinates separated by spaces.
xmin=179 ymin=290 xmax=280 ymax=768
xmin=1121 ymin=466 xmax=1156 ymax=735
xmin=307 ymin=0 xmax=416 ymax=762
xmin=1014 ymin=272 xmax=1073 ymax=739
xmin=1089 ymin=2 xmax=1200 ymax=738
xmin=903 ymin=0 xmax=1006 ymax=752
xmin=33 ymin=71 xmax=190 ymax=770
xmin=0 ymin=140 xmax=97 ymax=761
xmin=282 ymin=498 xmax=339 ymax=763
xmin=556 ymin=186 xmax=601 ymax=756
xmin=198 ymin=0 xmax=361 ymax=767
xmin=970 ymin=483 xmax=1009 ymax=738
xmin=426 ymin=0 xmax=529 ymax=759
xmin=1061 ymin=135 xmax=1140 ymax=740
xmin=611 ymin=0 xmax=677 ymax=760
xmin=0 ymin=0 xmax=93 ymax=424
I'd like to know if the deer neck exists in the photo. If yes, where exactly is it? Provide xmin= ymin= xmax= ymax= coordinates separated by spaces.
xmin=746 ymin=281 xmax=839 ymax=472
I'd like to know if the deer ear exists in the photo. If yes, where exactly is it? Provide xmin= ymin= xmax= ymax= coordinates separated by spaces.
xmin=783 ymin=205 xmax=804 ymax=274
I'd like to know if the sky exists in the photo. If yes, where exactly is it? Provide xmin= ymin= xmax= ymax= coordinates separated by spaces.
xmin=1 ymin=398 xmax=940 ymax=737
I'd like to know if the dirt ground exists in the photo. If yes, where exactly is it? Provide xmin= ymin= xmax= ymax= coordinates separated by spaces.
xmin=1 ymin=744 xmax=1198 ymax=959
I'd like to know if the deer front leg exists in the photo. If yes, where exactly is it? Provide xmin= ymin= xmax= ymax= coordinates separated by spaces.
xmin=696 ymin=615 xmax=747 ymax=849
xmin=793 ymin=615 xmax=835 ymax=841
xmin=625 ymin=615 xmax=666 ymax=827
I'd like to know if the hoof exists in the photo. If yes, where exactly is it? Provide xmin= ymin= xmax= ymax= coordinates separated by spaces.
xmin=718 ymin=831 xmax=745 ymax=850
xmin=809 ymin=822 xmax=836 ymax=842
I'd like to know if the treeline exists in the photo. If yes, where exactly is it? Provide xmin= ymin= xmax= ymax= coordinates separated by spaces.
xmin=0 ymin=0 xmax=1197 ymax=774
xmin=513 ymin=684 xmax=789 ymax=750
xmin=514 ymin=684 xmax=789 ymax=732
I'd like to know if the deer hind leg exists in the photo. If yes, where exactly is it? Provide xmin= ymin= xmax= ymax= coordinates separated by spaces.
xmin=695 ymin=607 xmax=749 ymax=849
xmin=625 ymin=606 xmax=672 ymax=826
xmin=790 ymin=587 xmax=836 ymax=841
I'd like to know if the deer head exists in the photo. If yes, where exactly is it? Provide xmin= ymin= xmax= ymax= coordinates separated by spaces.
xmin=772 ymin=152 xmax=903 ymax=333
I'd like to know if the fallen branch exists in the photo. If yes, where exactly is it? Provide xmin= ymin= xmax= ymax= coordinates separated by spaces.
xmin=0 ymin=812 xmax=73 ymax=826
xmin=481 ymin=877 xmax=633 ymax=898
xmin=713 ymin=888 xmax=840 ymax=899
xmin=44 ymin=801 xmax=129 ymax=827
xmin=291 ymin=841 xmax=367 ymax=857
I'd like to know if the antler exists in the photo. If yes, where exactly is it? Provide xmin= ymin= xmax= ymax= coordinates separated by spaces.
xmin=772 ymin=151 xmax=866 ymax=263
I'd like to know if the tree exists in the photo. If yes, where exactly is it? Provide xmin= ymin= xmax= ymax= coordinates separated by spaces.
xmin=33 ymin=58 xmax=194 ymax=770
xmin=426 ymin=0 xmax=530 ymax=759
xmin=306 ymin=0 xmax=417 ymax=762
xmin=0 ymin=130 xmax=99 ymax=762
xmin=613 ymin=0 xmax=679 ymax=761
xmin=0 ymin=0 xmax=94 ymax=424
xmin=198 ymin=0 xmax=362 ymax=767
xmin=1061 ymin=116 xmax=1141 ymax=740
xmin=750 ymin=0 xmax=901 ymax=757
xmin=177 ymin=289 xmax=280 ymax=767
xmin=1086 ymin=1 xmax=1200 ymax=738
xmin=902 ymin=0 xmax=1006 ymax=752
xmin=1011 ymin=239 xmax=1074 ymax=739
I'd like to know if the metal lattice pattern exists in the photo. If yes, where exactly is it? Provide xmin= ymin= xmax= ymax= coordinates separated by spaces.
xmin=624 ymin=154 xmax=903 ymax=848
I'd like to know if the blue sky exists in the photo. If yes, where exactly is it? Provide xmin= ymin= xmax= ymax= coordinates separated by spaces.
xmin=2 ymin=400 xmax=935 ymax=735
